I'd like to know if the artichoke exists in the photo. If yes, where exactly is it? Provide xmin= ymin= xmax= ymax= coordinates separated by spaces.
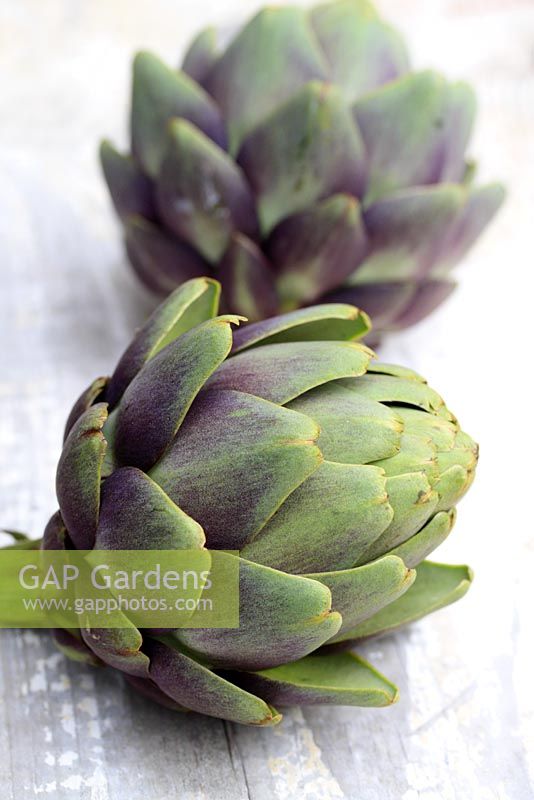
xmin=101 ymin=0 xmax=503 ymax=339
xmin=44 ymin=277 xmax=476 ymax=725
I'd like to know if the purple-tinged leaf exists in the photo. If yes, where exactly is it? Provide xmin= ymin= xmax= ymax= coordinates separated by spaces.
xmin=175 ymin=555 xmax=341 ymax=669
xmin=182 ymin=27 xmax=219 ymax=85
xmin=107 ymin=277 xmax=220 ymax=408
xmin=231 ymin=303 xmax=370 ymax=352
xmin=310 ymin=0 xmax=409 ymax=101
xmin=218 ymin=233 xmax=279 ymax=321
xmin=124 ymin=216 xmax=208 ymax=297
xmin=56 ymin=404 xmax=107 ymax=550
xmin=114 ymin=316 xmax=240 ymax=470
xmin=150 ymin=389 xmax=321 ymax=549
xmin=207 ymin=340 xmax=373 ymax=404
xmin=204 ymin=6 xmax=328 ymax=153
xmin=131 ymin=51 xmax=226 ymax=177
xmin=63 ymin=377 xmax=108 ymax=442
xmin=156 ymin=120 xmax=258 ymax=263
xmin=238 ymin=81 xmax=365 ymax=234
xmin=100 ymin=140 xmax=156 ymax=220
xmin=267 ymin=194 xmax=368 ymax=307
xmin=95 ymin=467 xmax=205 ymax=550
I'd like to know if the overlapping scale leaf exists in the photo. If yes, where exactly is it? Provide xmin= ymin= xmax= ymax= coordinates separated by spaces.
xmin=107 ymin=277 xmax=220 ymax=407
xmin=218 ymin=233 xmax=279 ymax=321
xmin=156 ymin=120 xmax=258 ymax=262
xmin=241 ymin=461 xmax=393 ymax=573
xmin=113 ymin=316 xmax=240 ymax=469
xmin=95 ymin=467 xmax=205 ymax=551
xmin=56 ymin=404 xmax=108 ymax=550
xmin=130 ymin=51 xmax=226 ymax=176
xmin=286 ymin=381 xmax=402 ymax=464
xmin=323 ymin=282 xmax=415 ymax=330
xmin=182 ymin=27 xmax=219 ymax=85
xmin=347 ymin=369 xmax=448 ymax=416
xmin=306 ymin=555 xmax=415 ymax=636
xmin=334 ymin=561 xmax=473 ymax=643
xmin=175 ymin=555 xmax=341 ymax=670
xmin=267 ymin=194 xmax=368 ymax=308
xmin=81 ymin=623 xmax=150 ymax=678
xmin=233 ymin=651 xmax=398 ymax=707
xmin=146 ymin=637 xmax=282 ymax=725
xmin=150 ymin=389 xmax=321 ymax=549
xmin=310 ymin=0 xmax=409 ymax=100
xmin=124 ymin=216 xmax=208 ymax=297
xmin=346 ymin=185 xmax=466 ymax=285
xmin=64 ymin=377 xmax=108 ymax=441
xmin=238 ymin=81 xmax=365 ymax=234
xmin=204 ymin=6 xmax=328 ymax=153
xmin=231 ymin=302 xmax=370 ymax=352
xmin=354 ymin=71 xmax=476 ymax=204
xmin=100 ymin=140 xmax=156 ymax=221
xmin=207 ymin=340 xmax=373 ymax=404
xmin=391 ymin=509 xmax=456 ymax=568
xmin=432 ymin=182 xmax=505 ymax=274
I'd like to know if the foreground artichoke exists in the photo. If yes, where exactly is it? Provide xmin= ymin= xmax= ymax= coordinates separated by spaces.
xmin=101 ymin=0 xmax=503 ymax=339
xmin=42 ymin=278 xmax=476 ymax=725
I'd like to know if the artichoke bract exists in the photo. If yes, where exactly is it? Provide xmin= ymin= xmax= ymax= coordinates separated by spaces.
xmin=46 ymin=278 xmax=477 ymax=725
xmin=101 ymin=0 xmax=503 ymax=340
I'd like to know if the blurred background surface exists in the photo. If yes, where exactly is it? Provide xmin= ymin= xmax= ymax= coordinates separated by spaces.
xmin=0 ymin=1 xmax=533 ymax=798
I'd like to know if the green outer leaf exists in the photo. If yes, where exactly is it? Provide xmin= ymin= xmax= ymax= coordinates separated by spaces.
xmin=130 ymin=51 xmax=225 ymax=176
xmin=235 ymin=651 xmax=398 ymax=707
xmin=231 ymin=303 xmax=370 ymax=352
xmin=95 ymin=467 xmax=206 ymax=551
xmin=114 ymin=316 xmax=241 ymax=470
xmin=150 ymin=389 xmax=322 ymax=550
xmin=355 ymin=472 xmax=438 ymax=565
xmin=238 ymin=81 xmax=365 ymax=234
xmin=390 ymin=509 xmax=456 ymax=568
xmin=56 ymin=404 xmax=108 ymax=550
xmin=147 ymin=637 xmax=282 ymax=726
xmin=207 ymin=340 xmax=373 ymax=405
xmin=81 ymin=623 xmax=150 ymax=678
xmin=344 ymin=372 xmax=446 ymax=416
xmin=338 ymin=561 xmax=473 ymax=642
xmin=310 ymin=0 xmax=409 ymax=101
xmin=205 ymin=6 xmax=328 ymax=153
xmin=287 ymin=381 xmax=402 ymax=464
xmin=307 ymin=554 xmax=415 ymax=637
xmin=107 ymin=278 xmax=220 ymax=408
xmin=156 ymin=119 xmax=257 ymax=263
xmin=182 ymin=26 xmax=219 ymax=84
xmin=354 ymin=70 xmax=476 ymax=204
xmin=368 ymin=361 xmax=426 ymax=382
xmin=242 ymin=462 xmax=393 ymax=573
xmin=175 ymin=555 xmax=341 ymax=670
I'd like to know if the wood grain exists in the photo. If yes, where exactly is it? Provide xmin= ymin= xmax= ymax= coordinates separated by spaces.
xmin=0 ymin=1 xmax=532 ymax=797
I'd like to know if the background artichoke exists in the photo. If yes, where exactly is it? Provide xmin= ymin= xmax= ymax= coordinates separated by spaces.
xmin=101 ymin=0 xmax=503 ymax=340
xmin=45 ymin=277 xmax=476 ymax=725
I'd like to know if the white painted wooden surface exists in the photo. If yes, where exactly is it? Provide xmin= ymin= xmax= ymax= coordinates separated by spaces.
xmin=1 ymin=1 xmax=533 ymax=797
